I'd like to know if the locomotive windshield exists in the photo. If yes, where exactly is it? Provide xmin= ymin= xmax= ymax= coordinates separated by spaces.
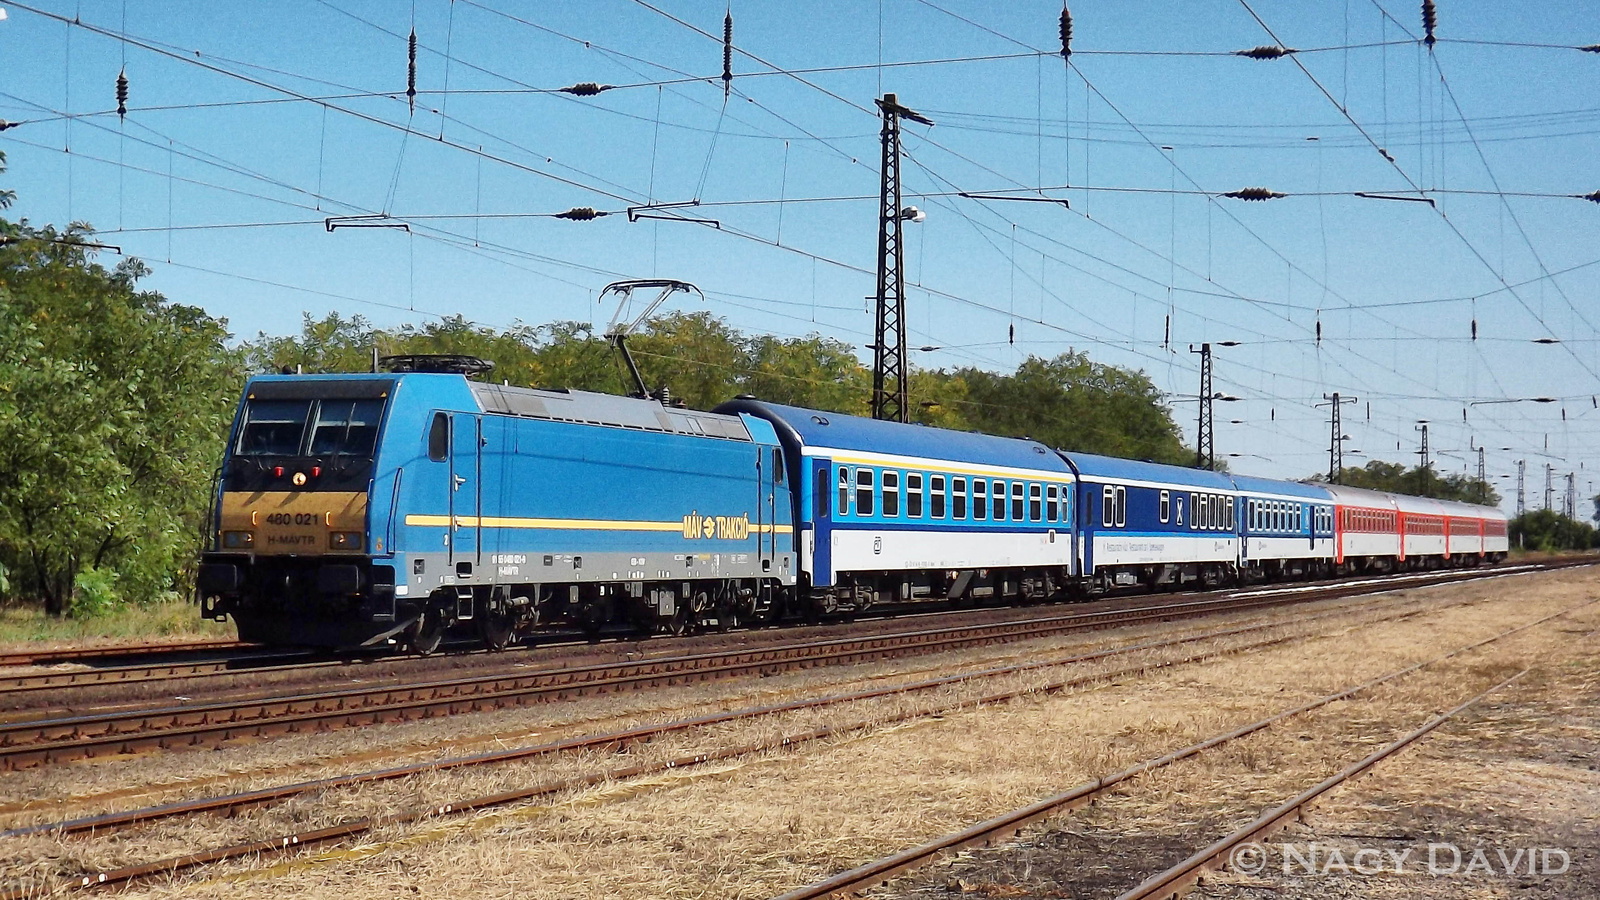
xmin=236 ymin=397 xmax=384 ymax=458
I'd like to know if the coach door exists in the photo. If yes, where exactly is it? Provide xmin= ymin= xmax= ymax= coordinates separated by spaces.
xmin=449 ymin=413 xmax=482 ymax=576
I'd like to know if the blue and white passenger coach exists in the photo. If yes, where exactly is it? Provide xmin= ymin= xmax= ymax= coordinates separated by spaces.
xmin=1064 ymin=453 xmax=1239 ymax=590
xmin=201 ymin=373 xmax=796 ymax=651
xmin=718 ymin=400 xmax=1078 ymax=614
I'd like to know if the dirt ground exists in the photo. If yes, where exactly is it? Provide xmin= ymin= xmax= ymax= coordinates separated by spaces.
xmin=1 ymin=567 xmax=1595 ymax=900
xmin=878 ymin=584 xmax=1600 ymax=900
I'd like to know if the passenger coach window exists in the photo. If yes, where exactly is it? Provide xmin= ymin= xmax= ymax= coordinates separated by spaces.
xmin=1189 ymin=493 xmax=1198 ymax=529
xmin=883 ymin=471 xmax=900 ymax=517
xmin=815 ymin=466 xmax=830 ymax=518
xmin=1012 ymin=483 xmax=1026 ymax=521
xmin=953 ymin=478 xmax=968 ymax=519
xmin=1029 ymin=484 xmax=1042 ymax=521
xmin=993 ymin=480 xmax=1007 ymax=521
xmin=1115 ymin=486 xmax=1127 ymax=528
xmin=1160 ymin=491 xmax=1170 ymax=524
xmin=1226 ymin=497 xmax=1235 ymax=526
xmin=973 ymin=480 xmax=988 ymax=520
xmin=1048 ymin=485 xmax=1060 ymax=522
xmin=907 ymin=473 xmax=924 ymax=517
xmin=856 ymin=469 xmax=875 ymax=516
xmin=931 ymin=475 xmax=947 ymax=518
xmin=239 ymin=399 xmax=313 ymax=456
xmin=427 ymin=412 xmax=449 ymax=462
xmin=838 ymin=468 xmax=851 ymax=515
xmin=1102 ymin=486 xmax=1114 ymax=527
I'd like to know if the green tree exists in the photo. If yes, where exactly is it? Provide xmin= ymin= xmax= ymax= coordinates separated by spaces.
xmin=1314 ymin=460 xmax=1499 ymax=505
xmin=1509 ymin=509 xmax=1598 ymax=552
xmin=0 ymin=219 xmax=240 ymax=615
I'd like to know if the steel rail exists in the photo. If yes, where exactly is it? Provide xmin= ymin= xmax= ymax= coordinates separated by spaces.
xmin=0 ymin=562 xmax=1576 ymax=771
xmin=768 ymin=602 xmax=1590 ymax=900
xmin=1113 ymin=669 xmax=1529 ymax=900
xmin=0 ymin=589 xmax=1371 ymax=771
xmin=9 ymin=589 xmax=1448 ymax=841
xmin=0 ymin=639 xmax=251 ymax=669
xmin=7 ymin=588 xmax=1549 ymax=900
xmin=0 ymin=563 xmax=1557 ymax=699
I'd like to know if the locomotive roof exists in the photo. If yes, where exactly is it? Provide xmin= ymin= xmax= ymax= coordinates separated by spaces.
xmin=472 ymin=382 xmax=753 ymax=442
xmin=714 ymin=399 xmax=1073 ymax=475
xmin=1062 ymin=450 xmax=1238 ymax=491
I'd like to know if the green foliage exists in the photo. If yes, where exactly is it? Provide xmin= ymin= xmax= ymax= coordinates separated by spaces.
xmin=0 ymin=219 xmax=242 ymax=615
xmin=243 ymin=313 xmax=1194 ymax=465
xmin=1509 ymin=509 xmax=1599 ymax=552
xmin=69 ymin=566 xmax=121 ymax=619
xmin=1310 ymin=460 xmax=1499 ymax=505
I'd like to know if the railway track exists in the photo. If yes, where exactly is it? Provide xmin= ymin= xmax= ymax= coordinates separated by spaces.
xmin=0 ymin=563 xmax=1556 ymax=703
xmin=0 ymin=563 xmax=1572 ymax=771
xmin=11 ymin=583 xmax=1584 ymax=900
xmin=0 ymin=569 xmax=1537 ymax=898
xmin=0 ymin=638 xmax=251 ymax=670
xmin=770 ymin=606 xmax=1588 ymax=900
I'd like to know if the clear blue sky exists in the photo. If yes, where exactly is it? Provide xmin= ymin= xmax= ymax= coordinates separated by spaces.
xmin=2 ymin=0 xmax=1597 ymax=510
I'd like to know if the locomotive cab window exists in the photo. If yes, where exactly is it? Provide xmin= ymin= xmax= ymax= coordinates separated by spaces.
xmin=973 ymin=479 xmax=988 ymax=521
xmin=856 ymin=468 xmax=875 ymax=517
xmin=427 ymin=412 xmax=449 ymax=462
xmin=239 ymin=399 xmax=313 ymax=456
xmin=309 ymin=399 xmax=384 ymax=458
xmin=931 ymin=475 xmax=947 ymax=518
xmin=907 ymin=473 xmax=924 ymax=518
xmin=772 ymin=448 xmax=785 ymax=484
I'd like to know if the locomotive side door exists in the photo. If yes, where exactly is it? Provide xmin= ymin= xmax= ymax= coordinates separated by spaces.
xmin=449 ymin=413 xmax=482 ymax=575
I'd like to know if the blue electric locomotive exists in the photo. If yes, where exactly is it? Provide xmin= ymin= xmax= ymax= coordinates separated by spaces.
xmin=200 ymin=372 xmax=795 ymax=650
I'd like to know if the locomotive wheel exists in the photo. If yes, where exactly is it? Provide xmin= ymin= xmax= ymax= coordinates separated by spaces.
xmin=411 ymin=604 xmax=447 ymax=656
xmin=479 ymin=607 xmax=515 ymax=652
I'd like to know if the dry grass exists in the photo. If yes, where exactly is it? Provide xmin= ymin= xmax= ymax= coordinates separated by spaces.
xmin=4 ymin=568 xmax=1592 ymax=899
xmin=0 ymin=600 xmax=231 ymax=653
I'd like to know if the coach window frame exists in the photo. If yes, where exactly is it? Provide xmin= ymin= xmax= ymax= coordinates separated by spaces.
xmin=1048 ymin=484 xmax=1061 ymax=522
xmin=973 ymin=479 xmax=988 ymax=521
xmin=1102 ymin=485 xmax=1114 ymax=527
xmin=953 ymin=477 xmax=968 ymax=520
xmin=1159 ymin=490 xmax=1170 ymax=524
xmin=931 ymin=474 xmax=947 ymax=519
xmin=1012 ymin=482 xmax=1026 ymax=522
xmin=882 ymin=470 xmax=900 ymax=518
xmin=837 ymin=467 xmax=851 ymax=516
xmin=993 ymin=480 xmax=1007 ymax=521
xmin=856 ymin=467 xmax=875 ymax=517
xmin=816 ymin=465 xmax=830 ymax=519
xmin=1114 ymin=486 xmax=1127 ymax=528
xmin=907 ymin=472 xmax=924 ymax=518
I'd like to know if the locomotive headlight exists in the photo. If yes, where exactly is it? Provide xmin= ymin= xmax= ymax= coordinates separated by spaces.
xmin=329 ymin=531 xmax=365 ymax=551
xmin=222 ymin=531 xmax=254 ymax=549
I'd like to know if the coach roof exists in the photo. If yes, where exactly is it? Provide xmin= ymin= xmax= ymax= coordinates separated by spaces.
xmin=1062 ymin=450 xmax=1237 ymax=491
xmin=713 ymin=399 xmax=1073 ymax=475
xmin=1228 ymin=474 xmax=1336 ymax=502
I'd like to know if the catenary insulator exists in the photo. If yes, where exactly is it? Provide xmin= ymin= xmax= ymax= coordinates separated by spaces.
xmin=1583 ymin=191 xmax=1600 ymax=203
xmin=1236 ymin=45 xmax=1295 ymax=59
xmin=1581 ymin=45 xmax=1600 ymax=53
xmin=559 ymin=82 xmax=613 ymax=96
xmin=1422 ymin=0 xmax=1438 ymax=46
xmin=1059 ymin=4 xmax=1072 ymax=59
xmin=0 ymin=120 xmax=14 ymax=131
xmin=1316 ymin=319 xmax=1322 ymax=344
xmin=407 ymin=28 xmax=418 ymax=113
xmin=1471 ymin=318 xmax=1478 ymax=339
xmin=722 ymin=11 xmax=733 ymax=98
xmin=1223 ymin=187 xmax=1287 ymax=201
xmin=115 ymin=69 xmax=128 ymax=119
xmin=555 ymin=207 xmax=602 ymax=220
xmin=1009 ymin=322 xmax=1015 ymax=345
